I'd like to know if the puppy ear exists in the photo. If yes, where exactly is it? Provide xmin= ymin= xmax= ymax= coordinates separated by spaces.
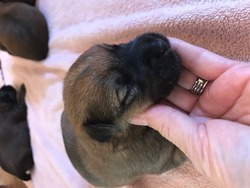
xmin=115 ymin=84 xmax=140 ymax=112
xmin=84 ymin=123 xmax=114 ymax=143
xmin=18 ymin=84 xmax=26 ymax=101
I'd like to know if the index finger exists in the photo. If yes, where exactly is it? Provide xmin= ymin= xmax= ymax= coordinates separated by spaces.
xmin=169 ymin=37 xmax=235 ymax=80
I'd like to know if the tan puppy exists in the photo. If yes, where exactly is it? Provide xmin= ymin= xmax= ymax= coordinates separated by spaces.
xmin=0 ymin=2 xmax=49 ymax=60
xmin=61 ymin=33 xmax=186 ymax=187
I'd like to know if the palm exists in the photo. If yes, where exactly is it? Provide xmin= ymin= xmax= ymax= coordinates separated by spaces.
xmin=167 ymin=63 xmax=250 ymax=187
xmin=177 ymin=64 xmax=250 ymax=187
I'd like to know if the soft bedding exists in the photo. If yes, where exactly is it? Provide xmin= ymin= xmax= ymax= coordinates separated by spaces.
xmin=0 ymin=0 xmax=249 ymax=187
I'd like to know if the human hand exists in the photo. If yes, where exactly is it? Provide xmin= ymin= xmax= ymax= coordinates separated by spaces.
xmin=130 ymin=38 xmax=250 ymax=188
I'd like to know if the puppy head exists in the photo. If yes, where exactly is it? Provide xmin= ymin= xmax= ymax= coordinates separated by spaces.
xmin=0 ymin=85 xmax=17 ymax=104
xmin=63 ymin=33 xmax=181 ymax=143
xmin=0 ymin=84 xmax=26 ymax=105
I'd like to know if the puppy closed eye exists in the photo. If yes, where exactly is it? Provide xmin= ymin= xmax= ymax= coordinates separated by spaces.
xmin=115 ymin=83 xmax=139 ymax=111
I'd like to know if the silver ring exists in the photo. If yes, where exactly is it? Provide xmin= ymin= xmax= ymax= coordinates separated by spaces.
xmin=190 ymin=78 xmax=208 ymax=95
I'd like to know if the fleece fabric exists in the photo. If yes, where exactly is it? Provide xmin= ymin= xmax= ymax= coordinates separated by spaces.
xmin=0 ymin=0 xmax=249 ymax=187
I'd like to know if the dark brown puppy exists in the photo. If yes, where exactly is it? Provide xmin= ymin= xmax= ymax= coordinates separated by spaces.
xmin=61 ymin=33 xmax=186 ymax=187
xmin=0 ymin=2 xmax=49 ymax=60
xmin=0 ymin=84 xmax=34 ymax=181
xmin=0 ymin=0 xmax=36 ymax=6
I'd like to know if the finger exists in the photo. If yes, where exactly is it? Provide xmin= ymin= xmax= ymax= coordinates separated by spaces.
xmin=130 ymin=105 xmax=198 ymax=158
xmin=191 ymin=63 xmax=250 ymax=118
xmin=169 ymin=37 xmax=235 ymax=80
xmin=167 ymin=85 xmax=199 ymax=112
xmin=178 ymin=67 xmax=198 ymax=89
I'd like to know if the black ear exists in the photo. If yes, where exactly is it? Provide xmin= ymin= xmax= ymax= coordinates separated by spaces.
xmin=84 ymin=123 xmax=114 ymax=143
xmin=18 ymin=84 xmax=26 ymax=101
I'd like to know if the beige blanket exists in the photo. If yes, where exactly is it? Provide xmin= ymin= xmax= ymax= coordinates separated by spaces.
xmin=0 ymin=0 xmax=249 ymax=187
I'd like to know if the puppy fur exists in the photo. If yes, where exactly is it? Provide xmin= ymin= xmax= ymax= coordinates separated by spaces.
xmin=0 ymin=84 xmax=33 ymax=181
xmin=0 ymin=2 xmax=49 ymax=60
xmin=62 ymin=33 xmax=186 ymax=187
xmin=0 ymin=168 xmax=28 ymax=188
xmin=0 ymin=0 xmax=36 ymax=6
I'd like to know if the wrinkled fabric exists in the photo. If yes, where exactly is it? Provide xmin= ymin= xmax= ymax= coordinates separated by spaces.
xmin=0 ymin=0 xmax=249 ymax=187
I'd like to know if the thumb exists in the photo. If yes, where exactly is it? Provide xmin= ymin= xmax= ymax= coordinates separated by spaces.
xmin=130 ymin=105 xmax=199 ymax=157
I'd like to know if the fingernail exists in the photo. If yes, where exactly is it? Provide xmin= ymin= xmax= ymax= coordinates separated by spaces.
xmin=128 ymin=116 xmax=148 ymax=126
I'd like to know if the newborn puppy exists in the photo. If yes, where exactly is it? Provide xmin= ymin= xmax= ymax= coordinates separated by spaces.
xmin=0 ymin=0 xmax=36 ymax=6
xmin=0 ymin=2 xmax=49 ymax=60
xmin=61 ymin=33 xmax=186 ymax=187
xmin=0 ymin=84 xmax=34 ymax=181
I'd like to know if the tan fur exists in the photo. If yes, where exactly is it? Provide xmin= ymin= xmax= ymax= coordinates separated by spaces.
xmin=0 ymin=169 xmax=27 ymax=188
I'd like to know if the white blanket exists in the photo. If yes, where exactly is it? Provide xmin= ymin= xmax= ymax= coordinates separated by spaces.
xmin=1 ymin=0 xmax=250 ymax=187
